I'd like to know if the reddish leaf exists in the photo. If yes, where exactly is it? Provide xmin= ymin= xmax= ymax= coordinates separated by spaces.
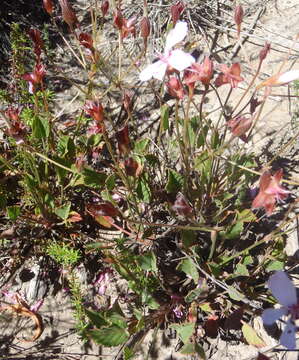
xmin=172 ymin=193 xmax=193 ymax=216
xmin=86 ymin=202 xmax=119 ymax=217
xmin=203 ymin=315 xmax=219 ymax=338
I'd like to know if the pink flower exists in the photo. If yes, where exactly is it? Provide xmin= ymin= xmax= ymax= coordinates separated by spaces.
xmin=23 ymin=63 xmax=46 ymax=93
xmin=139 ymin=21 xmax=195 ymax=81
xmin=215 ymin=63 xmax=244 ymax=88
xmin=93 ymin=268 xmax=113 ymax=295
xmin=262 ymin=271 xmax=298 ymax=349
xmin=184 ymin=56 xmax=214 ymax=90
xmin=252 ymin=169 xmax=289 ymax=215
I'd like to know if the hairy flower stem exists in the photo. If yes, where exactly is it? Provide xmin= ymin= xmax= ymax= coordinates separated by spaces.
xmin=118 ymin=34 xmax=122 ymax=80
xmin=233 ymin=62 xmax=262 ymax=115
xmin=174 ymin=100 xmax=190 ymax=187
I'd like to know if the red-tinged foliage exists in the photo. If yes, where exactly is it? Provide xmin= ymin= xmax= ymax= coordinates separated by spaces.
xmin=172 ymin=193 xmax=193 ymax=216
xmin=4 ymin=108 xmax=27 ymax=143
xmin=67 ymin=212 xmax=83 ymax=223
xmin=227 ymin=115 xmax=252 ymax=142
xmin=224 ymin=307 xmax=244 ymax=330
xmin=116 ymin=125 xmax=130 ymax=155
xmin=166 ymin=76 xmax=185 ymax=100
xmin=171 ymin=1 xmax=185 ymax=25
xmin=203 ymin=315 xmax=219 ymax=338
xmin=87 ymin=123 xmax=104 ymax=136
xmin=28 ymin=29 xmax=44 ymax=62
xmin=5 ymin=107 xmax=21 ymax=122
xmin=86 ymin=202 xmax=119 ymax=217
xmin=215 ymin=63 xmax=244 ymax=88
xmin=124 ymin=157 xmax=142 ymax=177
xmin=252 ymin=169 xmax=290 ymax=215
xmin=43 ymin=0 xmax=54 ymax=15
xmin=101 ymin=0 xmax=109 ymax=17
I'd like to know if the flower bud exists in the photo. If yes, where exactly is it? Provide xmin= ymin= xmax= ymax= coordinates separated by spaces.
xmin=140 ymin=16 xmax=150 ymax=40
xmin=259 ymin=42 xmax=271 ymax=62
xmin=234 ymin=5 xmax=244 ymax=37
xmin=124 ymin=157 xmax=139 ymax=177
xmin=171 ymin=1 xmax=185 ymax=25
xmin=43 ymin=0 xmax=54 ymax=15
xmin=123 ymin=90 xmax=133 ymax=113
xmin=101 ymin=0 xmax=109 ymax=17
xmin=58 ymin=0 xmax=78 ymax=30
xmin=113 ymin=9 xmax=123 ymax=30
xmin=116 ymin=125 xmax=130 ymax=155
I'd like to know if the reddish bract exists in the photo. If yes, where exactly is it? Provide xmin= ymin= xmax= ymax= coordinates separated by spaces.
xmin=28 ymin=29 xmax=44 ymax=62
xmin=124 ymin=157 xmax=141 ymax=177
xmin=259 ymin=42 xmax=271 ymax=62
xmin=113 ymin=9 xmax=124 ymax=30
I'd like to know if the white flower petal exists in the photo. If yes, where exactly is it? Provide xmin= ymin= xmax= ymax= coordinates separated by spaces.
xmin=277 ymin=70 xmax=299 ymax=85
xmin=262 ymin=307 xmax=288 ymax=325
xmin=168 ymin=49 xmax=195 ymax=71
xmin=268 ymin=271 xmax=297 ymax=307
xmin=280 ymin=319 xmax=297 ymax=349
xmin=139 ymin=61 xmax=167 ymax=81
xmin=165 ymin=21 xmax=188 ymax=52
